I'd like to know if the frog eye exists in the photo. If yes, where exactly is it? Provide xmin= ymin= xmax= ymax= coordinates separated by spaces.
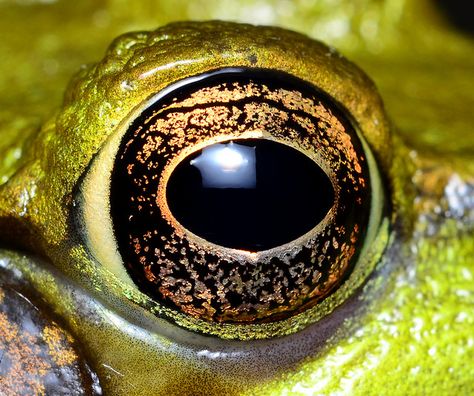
xmin=80 ymin=67 xmax=385 ymax=336
xmin=72 ymin=23 xmax=389 ymax=339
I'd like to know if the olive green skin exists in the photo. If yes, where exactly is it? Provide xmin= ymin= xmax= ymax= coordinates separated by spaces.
xmin=0 ymin=1 xmax=473 ymax=395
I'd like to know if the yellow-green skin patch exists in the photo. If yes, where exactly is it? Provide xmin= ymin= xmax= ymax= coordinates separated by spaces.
xmin=0 ymin=1 xmax=473 ymax=395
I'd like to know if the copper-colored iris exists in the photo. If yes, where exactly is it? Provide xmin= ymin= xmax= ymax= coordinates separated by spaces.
xmin=110 ymin=69 xmax=370 ymax=324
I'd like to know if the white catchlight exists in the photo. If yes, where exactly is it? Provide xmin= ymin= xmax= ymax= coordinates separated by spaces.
xmin=190 ymin=141 xmax=257 ymax=188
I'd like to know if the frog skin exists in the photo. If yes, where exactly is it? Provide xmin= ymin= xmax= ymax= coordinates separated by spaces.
xmin=0 ymin=0 xmax=473 ymax=395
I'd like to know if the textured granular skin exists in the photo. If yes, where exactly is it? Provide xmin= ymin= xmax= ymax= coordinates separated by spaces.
xmin=1 ymin=9 xmax=472 ymax=395
xmin=111 ymin=71 xmax=370 ymax=323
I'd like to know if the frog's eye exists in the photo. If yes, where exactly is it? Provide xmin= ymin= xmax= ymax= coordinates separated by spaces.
xmin=80 ymin=67 xmax=385 ymax=337
xmin=68 ymin=23 xmax=390 ymax=339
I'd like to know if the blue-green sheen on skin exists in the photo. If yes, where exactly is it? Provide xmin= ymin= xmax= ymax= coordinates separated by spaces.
xmin=0 ymin=0 xmax=473 ymax=395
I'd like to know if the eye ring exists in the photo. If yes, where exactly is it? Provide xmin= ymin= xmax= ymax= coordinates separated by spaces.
xmin=80 ymin=69 xmax=386 ymax=336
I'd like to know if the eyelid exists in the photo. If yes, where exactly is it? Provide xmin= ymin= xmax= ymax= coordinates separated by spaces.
xmin=63 ymin=22 xmax=391 ymax=177
xmin=0 ymin=22 xmax=392 ymax=259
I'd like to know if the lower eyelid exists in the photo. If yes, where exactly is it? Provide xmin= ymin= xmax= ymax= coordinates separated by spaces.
xmin=0 ymin=244 xmax=383 ymax=394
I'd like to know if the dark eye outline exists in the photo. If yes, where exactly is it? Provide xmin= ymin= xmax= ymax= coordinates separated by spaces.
xmin=76 ymin=67 xmax=389 ymax=340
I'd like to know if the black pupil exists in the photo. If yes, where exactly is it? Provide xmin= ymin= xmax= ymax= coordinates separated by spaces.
xmin=167 ymin=139 xmax=334 ymax=251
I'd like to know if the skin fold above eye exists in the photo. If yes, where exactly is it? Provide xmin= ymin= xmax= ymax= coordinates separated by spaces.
xmin=0 ymin=1 xmax=473 ymax=395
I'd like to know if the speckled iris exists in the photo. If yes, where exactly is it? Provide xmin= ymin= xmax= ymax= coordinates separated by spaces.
xmin=109 ymin=69 xmax=371 ymax=324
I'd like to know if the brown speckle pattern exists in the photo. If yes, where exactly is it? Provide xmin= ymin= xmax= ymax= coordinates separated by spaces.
xmin=0 ymin=282 xmax=101 ymax=395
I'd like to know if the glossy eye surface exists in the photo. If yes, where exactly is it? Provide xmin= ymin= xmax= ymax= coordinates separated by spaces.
xmin=104 ymin=69 xmax=377 ymax=325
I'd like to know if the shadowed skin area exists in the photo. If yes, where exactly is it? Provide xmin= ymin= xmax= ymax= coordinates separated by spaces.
xmin=0 ymin=0 xmax=473 ymax=395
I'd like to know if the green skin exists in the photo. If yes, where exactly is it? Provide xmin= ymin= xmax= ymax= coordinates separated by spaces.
xmin=0 ymin=0 xmax=473 ymax=395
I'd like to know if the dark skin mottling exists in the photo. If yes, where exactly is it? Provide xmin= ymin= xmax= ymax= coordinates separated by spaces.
xmin=0 ymin=1 xmax=473 ymax=395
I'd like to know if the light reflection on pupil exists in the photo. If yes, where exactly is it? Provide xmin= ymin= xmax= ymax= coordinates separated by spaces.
xmin=190 ymin=142 xmax=256 ymax=188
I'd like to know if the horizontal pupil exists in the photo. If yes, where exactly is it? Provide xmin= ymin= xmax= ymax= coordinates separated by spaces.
xmin=167 ymin=139 xmax=334 ymax=251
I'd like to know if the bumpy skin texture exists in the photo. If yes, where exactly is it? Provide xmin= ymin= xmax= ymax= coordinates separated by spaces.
xmin=0 ymin=267 xmax=101 ymax=395
xmin=0 ymin=1 xmax=473 ymax=395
